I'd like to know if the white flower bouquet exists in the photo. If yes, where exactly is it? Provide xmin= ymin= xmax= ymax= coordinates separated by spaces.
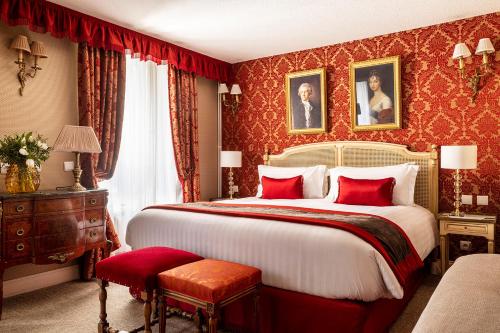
xmin=0 ymin=132 xmax=51 ymax=169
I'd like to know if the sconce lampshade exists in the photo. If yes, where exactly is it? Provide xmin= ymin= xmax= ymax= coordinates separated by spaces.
xmin=53 ymin=125 xmax=102 ymax=153
xmin=220 ymin=151 xmax=242 ymax=168
xmin=475 ymin=38 xmax=495 ymax=55
xmin=452 ymin=43 xmax=471 ymax=59
xmin=230 ymin=84 xmax=242 ymax=95
xmin=30 ymin=41 xmax=48 ymax=58
xmin=10 ymin=35 xmax=31 ymax=53
xmin=441 ymin=145 xmax=477 ymax=170
xmin=218 ymin=83 xmax=229 ymax=94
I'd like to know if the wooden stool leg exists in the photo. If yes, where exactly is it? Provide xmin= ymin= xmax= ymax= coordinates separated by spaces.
xmin=253 ymin=286 xmax=261 ymax=333
xmin=141 ymin=291 xmax=153 ymax=333
xmin=152 ymin=289 xmax=159 ymax=320
xmin=97 ymin=280 xmax=109 ymax=333
xmin=194 ymin=307 xmax=203 ymax=333
xmin=158 ymin=294 xmax=166 ymax=333
xmin=207 ymin=304 xmax=219 ymax=333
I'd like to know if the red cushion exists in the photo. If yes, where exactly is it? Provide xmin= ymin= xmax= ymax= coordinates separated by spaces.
xmin=335 ymin=176 xmax=395 ymax=206
xmin=261 ymin=175 xmax=304 ymax=199
xmin=95 ymin=247 xmax=203 ymax=291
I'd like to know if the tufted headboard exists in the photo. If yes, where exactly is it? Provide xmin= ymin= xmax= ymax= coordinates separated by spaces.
xmin=263 ymin=141 xmax=438 ymax=216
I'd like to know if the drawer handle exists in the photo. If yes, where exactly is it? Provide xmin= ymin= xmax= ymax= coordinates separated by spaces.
xmin=48 ymin=252 xmax=74 ymax=263
xmin=16 ymin=243 xmax=25 ymax=251
xmin=464 ymin=226 xmax=468 ymax=229
xmin=90 ymin=230 xmax=98 ymax=238
xmin=16 ymin=228 xmax=25 ymax=236
xmin=16 ymin=205 xmax=25 ymax=212
xmin=90 ymin=217 xmax=98 ymax=224
xmin=89 ymin=198 xmax=97 ymax=205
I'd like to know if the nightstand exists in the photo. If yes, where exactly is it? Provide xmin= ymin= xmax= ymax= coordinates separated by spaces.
xmin=439 ymin=213 xmax=496 ymax=275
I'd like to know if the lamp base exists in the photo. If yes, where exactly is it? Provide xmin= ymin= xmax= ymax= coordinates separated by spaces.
xmin=69 ymin=182 xmax=87 ymax=192
xmin=451 ymin=169 xmax=463 ymax=217
xmin=71 ymin=152 xmax=87 ymax=192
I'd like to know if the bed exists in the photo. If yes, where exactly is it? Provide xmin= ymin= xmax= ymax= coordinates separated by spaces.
xmin=126 ymin=141 xmax=439 ymax=333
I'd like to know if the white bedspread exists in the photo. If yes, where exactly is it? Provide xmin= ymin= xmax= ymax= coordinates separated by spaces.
xmin=126 ymin=198 xmax=438 ymax=301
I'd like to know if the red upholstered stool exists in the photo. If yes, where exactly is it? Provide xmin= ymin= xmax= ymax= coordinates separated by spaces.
xmin=95 ymin=247 xmax=203 ymax=333
xmin=158 ymin=259 xmax=262 ymax=333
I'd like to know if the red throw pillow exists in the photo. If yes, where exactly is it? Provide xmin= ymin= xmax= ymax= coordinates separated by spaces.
xmin=335 ymin=176 xmax=395 ymax=206
xmin=261 ymin=175 xmax=304 ymax=199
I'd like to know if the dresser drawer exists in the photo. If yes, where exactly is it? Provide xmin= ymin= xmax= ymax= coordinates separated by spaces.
xmin=85 ymin=209 xmax=104 ymax=228
xmin=6 ymin=239 xmax=32 ymax=259
xmin=6 ymin=219 xmax=33 ymax=240
xmin=35 ymin=247 xmax=86 ymax=265
xmin=35 ymin=197 xmax=84 ymax=213
xmin=3 ymin=200 xmax=33 ymax=217
xmin=35 ymin=229 xmax=85 ymax=254
xmin=85 ymin=194 xmax=106 ymax=208
xmin=446 ymin=223 xmax=487 ymax=234
xmin=34 ymin=212 xmax=85 ymax=235
xmin=85 ymin=226 xmax=105 ymax=248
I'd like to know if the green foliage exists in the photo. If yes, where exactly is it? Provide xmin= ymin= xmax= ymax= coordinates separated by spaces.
xmin=0 ymin=132 xmax=51 ymax=170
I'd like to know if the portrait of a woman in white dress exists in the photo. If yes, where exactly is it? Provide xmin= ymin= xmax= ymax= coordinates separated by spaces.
xmin=349 ymin=56 xmax=401 ymax=131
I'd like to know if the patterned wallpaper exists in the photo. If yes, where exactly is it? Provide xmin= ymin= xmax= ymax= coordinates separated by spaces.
xmin=223 ymin=13 xmax=499 ymax=218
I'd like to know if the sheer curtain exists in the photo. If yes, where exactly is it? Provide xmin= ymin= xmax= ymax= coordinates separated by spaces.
xmin=101 ymin=55 xmax=182 ymax=250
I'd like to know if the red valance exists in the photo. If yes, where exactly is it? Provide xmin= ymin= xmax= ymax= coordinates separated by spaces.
xmin=0 ymin=0 xmax=230 ymax=81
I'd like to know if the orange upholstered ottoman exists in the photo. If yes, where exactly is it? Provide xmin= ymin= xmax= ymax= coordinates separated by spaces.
xmin=95 ymin=247 xmax=203 ymax=333
xmin=158 ymin=259 xmax=262 ymax=333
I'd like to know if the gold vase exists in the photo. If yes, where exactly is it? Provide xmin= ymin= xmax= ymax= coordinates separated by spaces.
xmin=5 ymin=164 xmax=40 ymax=193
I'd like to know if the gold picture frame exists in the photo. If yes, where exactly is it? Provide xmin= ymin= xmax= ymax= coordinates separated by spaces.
xmin=286 ymin=68 xmax=327 ymax=134
xmin=349 ymin=56 xmax=401 ymax=131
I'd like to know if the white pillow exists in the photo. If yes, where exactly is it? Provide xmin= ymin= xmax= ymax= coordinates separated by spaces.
xmin=326 ymin=163 xmax=419 ymax=206
xmin=256 ymin=165 xmax=327 ymax=199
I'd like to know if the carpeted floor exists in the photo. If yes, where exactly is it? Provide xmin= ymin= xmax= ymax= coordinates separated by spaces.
xmin=0 ymin=274 xmax=440 ymax=333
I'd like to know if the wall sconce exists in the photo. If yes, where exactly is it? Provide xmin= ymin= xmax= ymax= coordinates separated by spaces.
xmin=10 ymin=35 xmax=48 ymax=96
xmin=452 ymin=38 xmax=495 ymax=102
xmin=218 ymin=83 xmax=242 ymax=115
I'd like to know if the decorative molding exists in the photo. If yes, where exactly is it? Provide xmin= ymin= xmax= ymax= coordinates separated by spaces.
xmin=4 ymin=265 xmax=79 ymax=298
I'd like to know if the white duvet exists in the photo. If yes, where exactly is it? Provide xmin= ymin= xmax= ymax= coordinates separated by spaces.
xmin=126 ymin=198 xmax=438 ymax=301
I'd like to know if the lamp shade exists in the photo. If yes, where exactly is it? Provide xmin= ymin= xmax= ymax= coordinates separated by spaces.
xmin=230 ymin=84 xmax=242 ymax=95
xmin=30 ymin=41 xmax=48 ymax=58
xmin=53 ymin=125 xmax=102 ymax=153
xmin=441 ymin=145 xmax=477 ymax=169
xmin=475 ymin=38 xmax=495 ymax=55
xmin=452 ymin=43 xmax=471 ymax=59
xmin=10 ymin=35 xmax=31 ymax=53
xmin=221 ymin=151 xmax=242 ymax=168
xmin=218 ymin=83 xmax=229 ymax=94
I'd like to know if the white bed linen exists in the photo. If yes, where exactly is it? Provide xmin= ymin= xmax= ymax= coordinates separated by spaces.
xmin=126 ymin=198 xmax=438 ymax=302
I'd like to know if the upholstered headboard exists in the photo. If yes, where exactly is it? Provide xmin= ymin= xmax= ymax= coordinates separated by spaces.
xmin=263 ymin=141 xmax=438 ymax=215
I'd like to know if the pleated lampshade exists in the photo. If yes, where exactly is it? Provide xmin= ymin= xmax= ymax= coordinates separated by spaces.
xmin=10 ymin=35 xmax=31 ymax=53
xmin=30 ymin=41 xmax=48 ymax=58
xmin=53 ymin=125 xmax=102 ymax=153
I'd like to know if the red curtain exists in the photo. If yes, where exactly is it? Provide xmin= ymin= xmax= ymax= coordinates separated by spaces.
xmin=168 ymin=65 xmax=200 ymax=202
xmin=0 ymin=0 xmax=230 ymax=81
xmin=78 ymin=42 xmax=124 ymax=279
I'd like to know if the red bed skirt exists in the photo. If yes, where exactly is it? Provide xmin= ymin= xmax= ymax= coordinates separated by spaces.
xmin=168 ymin=268 xmax=423 ymax=333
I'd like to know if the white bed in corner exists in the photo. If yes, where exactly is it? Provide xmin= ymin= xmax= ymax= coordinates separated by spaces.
xmin=126 ymin=141 xmax=439 ymax=302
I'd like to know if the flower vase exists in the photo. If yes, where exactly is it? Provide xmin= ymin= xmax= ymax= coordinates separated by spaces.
xmin=5 ymin=164 xmax=40 ymax=193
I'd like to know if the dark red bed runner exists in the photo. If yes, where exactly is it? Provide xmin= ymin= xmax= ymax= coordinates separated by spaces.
xmin=144 ymin=202 xmax=423 ymax=285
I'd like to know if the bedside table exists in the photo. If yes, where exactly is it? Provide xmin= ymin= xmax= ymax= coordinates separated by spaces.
xmin=439 ymin=213 xmax=496 ymax=275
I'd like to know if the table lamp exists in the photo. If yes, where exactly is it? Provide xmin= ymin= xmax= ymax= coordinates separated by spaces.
xmin=53 ymin=125 xmax=102 ymax=191
xmin=440 ymin=145 xmax=477 ymax=216
xmin=221 ymin=151 xmax=242 ymax=199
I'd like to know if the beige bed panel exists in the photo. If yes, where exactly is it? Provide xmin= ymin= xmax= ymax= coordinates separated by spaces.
xmin=263 ymin=141 xmax=438 ymax=216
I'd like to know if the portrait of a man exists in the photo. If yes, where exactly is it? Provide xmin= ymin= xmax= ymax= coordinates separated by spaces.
xmin=349 ymin=56 xmax=401 ymax=131
xmin=286 ymin=68 xmax=326 ymax=134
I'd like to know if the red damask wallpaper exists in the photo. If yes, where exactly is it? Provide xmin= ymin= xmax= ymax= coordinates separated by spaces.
xmin=223 ymin=13 xmax=499 ymax=218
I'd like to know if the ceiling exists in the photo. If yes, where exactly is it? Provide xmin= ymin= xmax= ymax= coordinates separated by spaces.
xmin=49 ymin=0 xmax=499 ymax=63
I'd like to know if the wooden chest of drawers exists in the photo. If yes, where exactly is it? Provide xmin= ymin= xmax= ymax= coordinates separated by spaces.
xmin=0 ymin=189 xmax=108 ymax=316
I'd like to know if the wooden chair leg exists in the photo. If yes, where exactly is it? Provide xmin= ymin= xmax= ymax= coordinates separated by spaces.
xmin=152 ymin=289 xmax=159 ymax=320
xmin=141 ymin=291 xmax=153 ymax=333
xmin=158 ymin=294 xmax=166 ymax=333
xmin=97 ymin=280 xmax=110 ymax=333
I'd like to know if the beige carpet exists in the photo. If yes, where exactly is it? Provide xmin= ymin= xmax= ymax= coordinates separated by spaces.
xmin=0 ymin=274 xmax=439 ymax=333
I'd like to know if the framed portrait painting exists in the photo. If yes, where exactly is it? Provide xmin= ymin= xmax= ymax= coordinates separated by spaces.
xmin=349 ymin=56 xmax=401 ymax=131
xmin=285 ymin=68 xmax=327 ymax=134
